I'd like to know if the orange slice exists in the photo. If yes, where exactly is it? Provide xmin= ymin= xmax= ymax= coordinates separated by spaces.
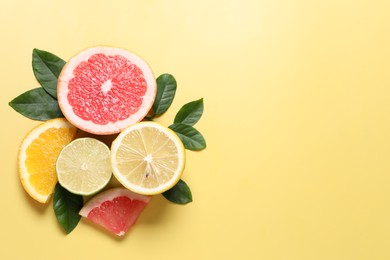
xmin=18 ymin=118 xmax=77 ymax=203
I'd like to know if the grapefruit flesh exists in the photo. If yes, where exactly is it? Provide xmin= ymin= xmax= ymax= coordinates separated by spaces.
xmin=58 ymin=47 xmax=156 ymax=135
xmin=79 ymin=187 xmax=151 ymax=236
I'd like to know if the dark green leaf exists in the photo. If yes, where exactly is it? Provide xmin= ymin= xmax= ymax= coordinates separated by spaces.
xmin=169 ymin=123 xmax=206 ymax=150
xmin=53 ymin=183 xmax=83 ymax=234
xmin=162 ymin=179 xmax=192 ymax=204
xmin=174 ymin=98 xmax=204 ymax=126
xmin=8 ymin=87 xmax=64 ymax=120
xmin=32 ymin=48 xmax=65 ymax=99
xmin=150 ymin=73 xmax=177 ymax=117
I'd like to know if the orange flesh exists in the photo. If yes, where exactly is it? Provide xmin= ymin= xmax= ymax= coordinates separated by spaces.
xmin=25 ymin=127 xmax=76 ymax=196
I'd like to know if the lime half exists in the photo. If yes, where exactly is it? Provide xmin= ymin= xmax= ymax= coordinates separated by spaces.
xmin=56 ymin=138 xmax=112 ymax=195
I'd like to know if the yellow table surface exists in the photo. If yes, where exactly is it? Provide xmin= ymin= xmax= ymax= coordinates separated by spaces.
xmin=2 ymin=0 xmax=390 ymax=259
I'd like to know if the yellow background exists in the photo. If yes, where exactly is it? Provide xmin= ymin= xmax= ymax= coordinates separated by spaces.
xmin=1 ymin=0 xmax=390 ymax=259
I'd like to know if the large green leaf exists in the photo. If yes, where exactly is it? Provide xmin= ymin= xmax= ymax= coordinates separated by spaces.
xmin=169 ymin=123 xmax=206 ymax=150
xmin=53 ymin=183 xmax=83 ymax=234
xmin=162 ymin=179 xmax=192 ymax=204
xmin=32 ymin=48 xmax=65 ymax=99
xmin=150 ymin=73 xmax=177 ymax=117
xmin=8 ymin=87 xmax=64 ymax=120
xmin=174 ymin=98 xmax=204 ymax=126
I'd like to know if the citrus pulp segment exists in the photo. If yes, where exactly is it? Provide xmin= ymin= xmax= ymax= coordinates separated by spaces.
xmin=111 ymin=121 xmax=186 ymax=195
xmin=57 ymin=46 xmax=157 ymax=135
xmin=18 ymin=118 xmax=77 ymax=203
xmin=56 ymin=138 xmax=112 ymax=195
xmin=79 ymin=187 xmax=151 ymax=236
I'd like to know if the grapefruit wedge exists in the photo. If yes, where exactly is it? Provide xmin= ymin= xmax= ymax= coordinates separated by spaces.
xmin=58 ymin=46 xmax=156 ymax=135
xmin=79 ymin=187 xmax=151 ymax=236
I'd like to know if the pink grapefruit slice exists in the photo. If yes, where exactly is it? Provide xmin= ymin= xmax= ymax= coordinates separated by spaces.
xmin=58 ymin=46 xmax=156 ymax=135
xmin=79 ymin=187 xmax=151 ymax=236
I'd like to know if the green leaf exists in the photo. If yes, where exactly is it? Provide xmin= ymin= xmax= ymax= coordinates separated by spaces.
xmin=9 ymin=87 xmax=64 ymax=120
xmin=32 ymin=48 xmax=65 ymax=99
xmin=53 ymin=183 xmax=83 ymax=234
xmin=169 ymin=123 xmax=206 ymax=150
xmin=150 ymin=73 xmax=177 ymax=117
xmin=174 ymin=98 xmax=204 ymax=126
xmin=162 ymin=179 xmax=192 ymax=204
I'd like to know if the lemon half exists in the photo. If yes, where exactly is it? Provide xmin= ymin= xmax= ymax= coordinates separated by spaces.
xmin=111 ymin=121 xmax=186 ymax=195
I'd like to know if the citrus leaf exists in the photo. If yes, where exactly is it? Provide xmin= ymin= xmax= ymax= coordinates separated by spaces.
xmin=32 ymin=48 xmax=65 ymax=99
xmin=53 ymin=183 xmax=83 ymax=234
xmin=174 ymin=98 xmax=204 ymax=126
xmin=162 ymin=179 xmax=192 ymax=204
xmin=8 ymin=87 xmax=64 ymax=120
xmin=151 ymin=73 xmax=177 ymax=117
xmin=169 ymin=123 xmax=206 ymax=150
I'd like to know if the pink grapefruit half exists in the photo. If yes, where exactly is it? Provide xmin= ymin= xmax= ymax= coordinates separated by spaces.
xmin=58 ymin=46 xmax=156 ymax=135
xmin=79 ymin=187 xmax=151 ymax=236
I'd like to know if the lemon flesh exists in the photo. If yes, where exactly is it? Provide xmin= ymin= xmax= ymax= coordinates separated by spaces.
xmin=111 ymin=122 xmax=185 ymax=195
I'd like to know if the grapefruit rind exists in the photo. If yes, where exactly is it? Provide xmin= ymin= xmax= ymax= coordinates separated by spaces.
xmin=79 ymin=188 xmax=151 ymax=215
xmin=57 ymin=46 xmax=157 ymax=135
xmin=18 ymin=118 xmax=77 ymax=203
xmin=110 ymin=121 xmax=186 ymax=195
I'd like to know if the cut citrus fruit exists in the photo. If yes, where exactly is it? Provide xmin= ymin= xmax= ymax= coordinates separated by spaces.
xmin=18 ymin=118 xmax=77 ymax=203
xmin=57 ymin=46 xmax=157 ymax=135
xmin=111 ymin=121 xmax=186 ymax=195
xmin=79 ymin=187 xmax=151 ymax=236
xmin=56 ymin=138 xmax=112 ymax=195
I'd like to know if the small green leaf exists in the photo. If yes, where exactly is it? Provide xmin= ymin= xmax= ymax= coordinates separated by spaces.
xmin=32 ymin=48 xmax=65 ymax=99
xmin=150 ymin=73 xmax=177 ymax=117
xmin=169 ymin=123 xmax=206 ymax=150
xmin=174 ymin=98 xmax=204 ymax=126
xmin=9 ymin=87 xmax=64 ymax=120
xmin=53 ymin=183 xmax=83 ymax=234
xmin=163 ymin=179 xmax=192 ymax=204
